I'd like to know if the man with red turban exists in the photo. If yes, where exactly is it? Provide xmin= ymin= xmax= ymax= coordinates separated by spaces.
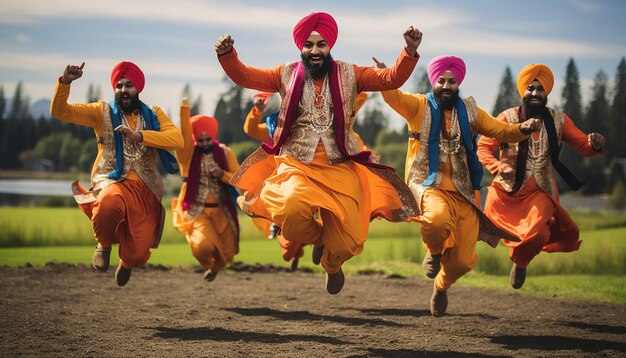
xmin=50 ymin=61 xmax=183 ymax=286
xmin=376 ymin=55 xmax=541 ymax=316
xmin=171 ymin=99 xmax=241 ymax=282
xmin=478 ymin=63 xmax=605 ymax=289
xmin=215 ymin=12 xmax=422 ymax=294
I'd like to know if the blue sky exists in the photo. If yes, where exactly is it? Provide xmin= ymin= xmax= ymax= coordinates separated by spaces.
xmin=1 ymin=0 xmax=625 ymax=129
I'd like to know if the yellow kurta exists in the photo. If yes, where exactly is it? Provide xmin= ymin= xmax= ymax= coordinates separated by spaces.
xmin=171 ymin=103 xmax=240 ymax=272
xmin=50 ymin=80 xmax=183 ymax=269
xmin=382 ymin=89 xmax=528 ymax=290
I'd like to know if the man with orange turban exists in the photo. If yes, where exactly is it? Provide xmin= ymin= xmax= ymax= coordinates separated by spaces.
xmin=215 ymin=12 xmax=422 ymax=294
xmin=477 ymin=63 xmax=605 ymax=289
xmin=376 ymin=55 xmax=541 ymax=316
xmin=50 ymin=61 xmax=183 ymax=286
xmin=171 ymin=99 xmax=240 ymax=281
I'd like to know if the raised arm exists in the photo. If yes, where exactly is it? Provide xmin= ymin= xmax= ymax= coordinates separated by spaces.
xmin=243 ymin=97 xmax=270 ymax=142
xmin=561 ymin=113 xmax=604 ymax=156
xmin=50 ymin=62 xmax=103 ymax=129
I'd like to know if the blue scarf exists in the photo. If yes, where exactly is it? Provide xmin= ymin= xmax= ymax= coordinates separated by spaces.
xmin=423 ymin=92 xmax=483 ymax=190
xmin=265 ymin=111 xmax=279 ymax=138
xmin=108 ymin=100 xmax=179 ymax=180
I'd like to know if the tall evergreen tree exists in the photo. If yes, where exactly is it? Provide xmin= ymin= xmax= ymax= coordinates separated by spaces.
xmin=581 ymin=70 xmax=609 ymax=194
xmin=491 ymin=66 xmax=519 ymax=115
xmin=558 ymin=58 xmax=585 ymax=193
xmin=181 ymin=84 xmax=203 ymax=116
xmin=412 ymin=67 xmax=431 ymax=94
xmin=353 ymin=93 xmax=389 ymax=147
xmin=609 ymin=57 xmax=626 ymax=160
xmin=86 ymin=83 xmax=102 ymax=103
xmin=213 ymin=76 xmax=251 ymax=144
xmin=0 ymin=85 xmax=5 ymax=120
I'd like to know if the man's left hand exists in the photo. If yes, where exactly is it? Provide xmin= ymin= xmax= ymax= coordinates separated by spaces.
xmin=403 ymin=26 xmax=422 ymax=56
xmin=114 ymin=125 xmax=143 ymax=143
xmin=520 ymin=118 xmax=542 ymax=134
xmin=589 ymin=132 xmax=605 ymax=151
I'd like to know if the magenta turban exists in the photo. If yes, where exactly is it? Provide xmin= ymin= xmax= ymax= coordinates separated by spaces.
xmin=292 ymin=12 xmax=338 ymax=51
xmin=110 ymin=61 xmax=145 ymax=93
xmin=427 ymin=55 xmax=466 ymax=86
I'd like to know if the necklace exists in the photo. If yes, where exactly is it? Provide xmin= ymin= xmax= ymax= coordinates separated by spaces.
xmin=307 ymin=76 xmax=333 ymax=133
xmin=120 ymin=111 xmax=146 ymax=163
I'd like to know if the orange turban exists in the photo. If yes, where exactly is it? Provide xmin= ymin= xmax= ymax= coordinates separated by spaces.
xmin=292 ymin=12 xmax=338 ymax=50
xmin=517 ymin=64 xmax=554 ymax=97
xmin=110 ymin=61 xmax=145 ymax=93
xmin=190 ymin=115 xmax=218 ymax=142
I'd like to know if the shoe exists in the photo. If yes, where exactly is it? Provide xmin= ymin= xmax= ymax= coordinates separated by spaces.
xmin=268 ymin=223 xmax=281 ymax=239
xmin=289 ymin=257 xmax=299 ymax=272
xmin=430 ymin=282 xmax=448 ymax=317
xmin=312 ymin=245 xmax=324 ymax=265
xmin=204 ymin=269 xmax=219 ymax=282
xmin=422 ymin=252 xmax=442 ymax=279
xmin=325 ymin=267 xmax=345 ymax=295
xmin=510 ymin=264 xmax=526 ymax=289
xmin=115 ymin=262 xmax=132 ymax=287
xmin=92 ymin=246 xmax=111 ymax=272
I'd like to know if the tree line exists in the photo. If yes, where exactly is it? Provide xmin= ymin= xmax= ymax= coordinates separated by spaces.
xmin=1 ymin=57 xmax=625 ymax=204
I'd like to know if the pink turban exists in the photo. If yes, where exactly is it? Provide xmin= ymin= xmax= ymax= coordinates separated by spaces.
xmin=292 ymin=12 xmax=338 ymax=51
xmin=190 ymin=115 xmax=218 ymax=142
xmin=427 ymin=55 xmax=466 ymax=86
xmin=110 ymin=61 xmax=145 ymax=93
xmin=517 ymin=64 xmax=554 ymax=97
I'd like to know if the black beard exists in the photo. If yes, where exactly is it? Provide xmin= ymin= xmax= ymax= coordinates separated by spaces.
xmin=301 ymin=53 xmax=333 ymax=80
xmin=198 ymin=146 xmax=212 ymax=154
xmin=434 ymin=89 xmax=459 ymax=110
xmin=523 ymin=96 xmax=548 ymax=117
xmin=115 ymin=92 xmax=140 ymax=113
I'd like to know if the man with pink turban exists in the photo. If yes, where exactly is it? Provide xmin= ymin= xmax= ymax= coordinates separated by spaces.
xmin=478 ymin=63 xmax=605 ymax=289
xmin=171 ymin=99 xmax=241 ymax=282
xmin=376 ymin=55 xmax=541 ymax=316
xmin=215 ymin=12 xmax=423 ymax=294
xmin=50 ymin=61 xmax=183 ymax=286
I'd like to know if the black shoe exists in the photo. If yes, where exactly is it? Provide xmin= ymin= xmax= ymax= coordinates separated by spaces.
xmin=92 ymin=246 xmax=111 ymax=272
xmin=325 ymin=268 xmax=345 ymax=294
xmin=312 ymin=245 xmax=324 ymax=265
xmin=430 ymin=282 xmax=448 ymax=317
xmin=268 ymin=223 xmax=281 ymax=239
xmin=289 ymin=257 xmax=299 ymax=272
xmin=204 ymin=269 xmax=219 ymax=282
xmin=422 ymin=252 xmax=442 ymax=279
xmin=115 ymin=262 xmax=132 ymax=287
xmin=510 ymin=264 xmax=526 ymax=289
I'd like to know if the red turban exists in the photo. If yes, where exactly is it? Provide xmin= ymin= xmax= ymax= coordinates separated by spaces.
xmin=190 ymin=115 xmax=218 ymax=143
xmin=427 ymin=55 xmax=466 ymax=86
xmin=292 ymin=12 xmax=338 ymax=51
xmin=517 ymin=64 xmax=554 ymax=97
xmin=110 ymin=61 xmax=145 ymax=93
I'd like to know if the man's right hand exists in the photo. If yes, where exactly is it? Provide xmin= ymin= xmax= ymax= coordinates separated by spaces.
xmin=253 ymin=97 xmax=268 ymax=112
xmin=61 ymin=62 xmax=85 ymax=85
xmin=215 ymin=35 xmax=234 ymax=56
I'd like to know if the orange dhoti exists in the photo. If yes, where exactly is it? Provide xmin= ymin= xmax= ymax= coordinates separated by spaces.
xmin=75 ymin=179 xmax=164 ymax=269
xmin=418 ymin=189 xmax=479 ymax=291
xmin=483 ymin=177 xmax=581 ymax=268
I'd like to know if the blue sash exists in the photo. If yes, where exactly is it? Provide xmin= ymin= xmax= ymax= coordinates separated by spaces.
xmin=107 ymin=100 xmax=179 ymax=180
xmin=265 ymin=111 xmax=279 ymax=138
xmin=423 ymin=93 xmax=483 ymax=190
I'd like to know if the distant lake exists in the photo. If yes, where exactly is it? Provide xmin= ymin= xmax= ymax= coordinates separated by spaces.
xmin=0 ymin=179 xmax=84 ymax=197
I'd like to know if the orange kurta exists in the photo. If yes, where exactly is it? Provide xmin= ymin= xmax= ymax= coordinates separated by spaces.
xmin=220 ymin=48 xmax=418 ymax=274
xmin=171 ymin=103 xmax=240 ymax=272
xmin=477 ymin=112 xmax=602 ymax=268
xmin=51 ymin=80 xmax=183 ymax=269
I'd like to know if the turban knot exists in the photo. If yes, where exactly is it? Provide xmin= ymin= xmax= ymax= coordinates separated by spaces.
xmin=110 ymin=61 xmax=145 ymax=93
xmin=427 ymin=55 xmax=466 ymax=86
xmin=190 ymin=115 xmax=218 ymax=143
xmin=517 ymin=64 xmax=554 ymax=97
xmin=293 ymin=12 xmax=338 ymax=51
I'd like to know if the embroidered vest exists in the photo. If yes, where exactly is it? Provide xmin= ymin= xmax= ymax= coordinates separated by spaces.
xmin=91 ymin=102 xmax=164 ymax=199
xmin=495 ymin=107 xmax=564 ymax=197
xmin=277 ymin=62 xmax=361 ymax=163
xmin=407 ymin=97 xmax=479 ymax=210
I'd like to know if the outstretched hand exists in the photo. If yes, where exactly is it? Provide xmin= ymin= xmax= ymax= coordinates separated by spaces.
xmin=589 ymin=132 xmax=605 ymax=151
xmin=372 ymin=57 xmax=387 ymax=69
xmin=403 ymin=26 xmax=422 ymax=57
xmin=61 ymin=62 xmax=85 ymax=85
xmin=215 ymin=35 xmax=234 ymax=56
xmin=520 ymin=118 xmax=542 ymax=134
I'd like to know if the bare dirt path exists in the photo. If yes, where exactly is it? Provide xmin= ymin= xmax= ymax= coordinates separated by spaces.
xmin=1 ymin=263 xmax=625 ymax=357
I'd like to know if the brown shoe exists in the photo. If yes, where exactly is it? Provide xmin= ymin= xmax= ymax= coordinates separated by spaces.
xmin=312 ymin=245 xmax=324 ymax=265
xmin=289 ymin=257 xmax=299 ymax=272
xmin=115 ymin=262 xmax=132 ymax=287
xmin=203 ymin=269 xmax=218 ymax=282
xmin=422 ymin=252 xmax=442 ymax=279
xmin=325 ymin=267 xmax=345 ymax=294
xmin=510 ymin=264 xmax=526 ymax=289
xmin=92 ymin=246 xmax=111 ymax=272
xmin=430 ymin=282 xmax=448 ymax=317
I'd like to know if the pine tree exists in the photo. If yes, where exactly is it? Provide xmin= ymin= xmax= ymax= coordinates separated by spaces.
xmin=412 ymin=67 xmax=431 ymax=94
xmin=609 ymin=57 xmax=626 ymax=160
xmin=0 ymin=85 xmax=5 ymax=120
xmin=558 ymin=58 xmax=585 ymax=193
xmin=213 ymin=76 xmax=251 ymax=144
xmin=86 ymin=83 xmax=102 ymax=103
xmin=354 ymin=93 xmax=389 ymax=147
xmin=581 ymin=70 xmax=609 ymax=194
xmin=492 ymin=66 xmax=519 ymax=115
xmin=181 ymin=84 xmax=203 ymax=116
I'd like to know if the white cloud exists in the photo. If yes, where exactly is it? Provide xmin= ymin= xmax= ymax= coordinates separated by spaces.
xmin=14 ymin=33 xmax=31 ymax=43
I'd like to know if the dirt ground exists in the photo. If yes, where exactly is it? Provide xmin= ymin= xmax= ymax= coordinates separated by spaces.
xmin=1 ymin=263 xmax=625 ymax=357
